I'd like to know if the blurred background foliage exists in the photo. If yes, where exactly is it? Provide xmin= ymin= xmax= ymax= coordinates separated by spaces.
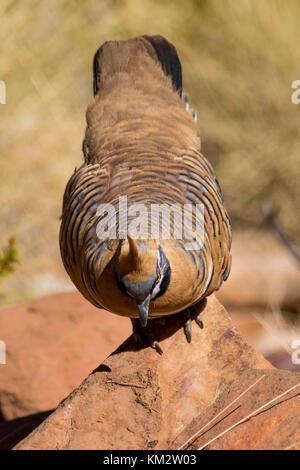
xmin=0 ymin=237 xmax=19 ymax=279
xmin=0 ymin=0 xmax=299 ymax=305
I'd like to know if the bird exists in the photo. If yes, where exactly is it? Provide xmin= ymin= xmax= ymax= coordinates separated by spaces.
xmin=59 ymin=35 xmax=232 ymax=354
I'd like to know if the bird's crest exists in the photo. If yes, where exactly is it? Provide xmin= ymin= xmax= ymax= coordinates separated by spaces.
xmin=118 ymin=236 xmax=158 ymax=284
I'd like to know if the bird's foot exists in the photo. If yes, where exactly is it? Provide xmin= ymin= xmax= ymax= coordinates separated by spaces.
xmin=131 ymin=301 xmax=205 ymax=353
xmin=183 ymin=304 xmax=204 ymax=343
xmin=131 ymin=318 xmax=163 ymax=355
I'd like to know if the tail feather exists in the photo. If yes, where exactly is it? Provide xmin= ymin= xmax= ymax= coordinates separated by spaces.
xmin=93 ymin=48 xmax=101 ymax=95
xmin=142 ymin=35 xmax=182 ymax=96
xmin=93 ymin=35 xmax=182 ymax=96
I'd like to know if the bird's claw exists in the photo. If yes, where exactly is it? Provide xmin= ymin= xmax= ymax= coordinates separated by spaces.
xmin=183 ymin=305 xmax=204 ymax=343
xmin=131 ymin=318 xmax=163 ymax=354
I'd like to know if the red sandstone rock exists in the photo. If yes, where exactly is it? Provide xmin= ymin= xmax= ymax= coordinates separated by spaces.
xmin=217 ymin=231 xmax=300 ymax=312
xmin=0 ymin=291 xmax=131 ymax=420
xmin=173 ymin=369 xmax=300 ymax=450
xmin=0 ymin=411 xmax=52 ymax=450
xmin=230 ymin=309 xmax=300 ymax=372
xmin=14 ymin=295 xmax=273 ymax=450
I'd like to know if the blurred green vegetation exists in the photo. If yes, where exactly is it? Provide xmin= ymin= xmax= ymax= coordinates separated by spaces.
xmin=0 ymin=0 xmax=299 ymax=304
xmin=0 ymin=237 xmax=19 ymax=280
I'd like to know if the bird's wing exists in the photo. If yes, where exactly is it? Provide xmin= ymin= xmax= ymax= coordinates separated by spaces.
xmin=167 ymin=146 xmax=232 ymax=300
xmin=60 ymin=163 xmax=119 ymax=308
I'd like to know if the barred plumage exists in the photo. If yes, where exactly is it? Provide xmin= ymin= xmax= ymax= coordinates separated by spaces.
xmin=60 ymin=35 xmax=232 ymax=350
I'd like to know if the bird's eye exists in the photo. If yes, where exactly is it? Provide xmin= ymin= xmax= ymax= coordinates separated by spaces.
xmin=155 ymin=272 xmax=161 ymax=284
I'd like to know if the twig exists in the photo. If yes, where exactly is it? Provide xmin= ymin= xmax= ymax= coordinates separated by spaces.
xmin=198 ymin=381 xmax=300 ymax=450
xmin=106 ymin=380 xmax=146 ymax=389
xmin=262 ymin=200 xmax=300 ymax=266
xmin=284 ymin=440 xmax=300 ymax=450
xmin=178 ymin=374 xmax=266 ymax=450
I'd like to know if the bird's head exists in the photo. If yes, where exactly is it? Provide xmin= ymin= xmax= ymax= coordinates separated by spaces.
xmin=115 ymin=236 xmax=171 ymax=327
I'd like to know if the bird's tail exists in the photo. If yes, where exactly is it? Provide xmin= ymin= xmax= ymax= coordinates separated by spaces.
xmin=93 ymin=35 xmax=182 ymax=97
xmin=141 ymin=35 xmax=182 ymax=96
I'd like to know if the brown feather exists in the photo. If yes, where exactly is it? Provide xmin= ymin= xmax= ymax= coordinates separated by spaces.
xmin=60 ymin=35 xmax=232 ymax=320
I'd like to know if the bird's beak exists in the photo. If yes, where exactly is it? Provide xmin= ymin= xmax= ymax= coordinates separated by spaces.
xmin=136 ymin=295 xmax=151 ymax=327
